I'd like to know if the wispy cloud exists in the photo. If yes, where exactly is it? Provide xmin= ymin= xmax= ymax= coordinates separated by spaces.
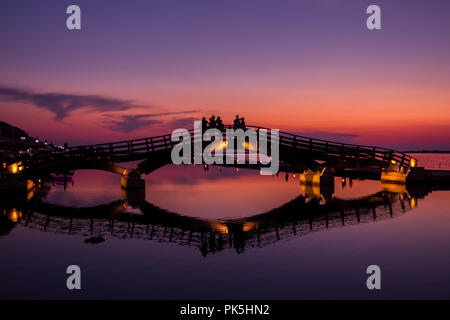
xmin=102 ymin=111 xmax=200 ymax=133
xmin=0 ymin=86 xmax=151 ymax=119
xmin=104 ymin=114 xmax=162 ymax=133
xmin=166 ymin=117 xmax=198 ymax=129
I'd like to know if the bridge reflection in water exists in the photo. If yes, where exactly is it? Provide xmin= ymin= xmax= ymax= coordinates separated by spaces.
xmin=1 ymin=179 xmax=426 ymax=256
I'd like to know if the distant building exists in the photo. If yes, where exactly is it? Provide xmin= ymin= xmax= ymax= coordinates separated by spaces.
xmin=0 ymin=121 xmax=27 ymax=138
xmin=0 ymin=122 xmax=48 ymax=165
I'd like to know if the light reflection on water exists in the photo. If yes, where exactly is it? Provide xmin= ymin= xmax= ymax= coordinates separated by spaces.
xmin=1 ymin=155 xmax=450 ymax=299
xmin=45 ymin=171 xmax=122 ymax=207
xmin=43 ymin=165 xmax=385 ymax=219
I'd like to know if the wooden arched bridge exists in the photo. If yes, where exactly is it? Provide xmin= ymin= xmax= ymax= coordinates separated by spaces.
xmin=17 ymin=124 xmax=416 ymax=187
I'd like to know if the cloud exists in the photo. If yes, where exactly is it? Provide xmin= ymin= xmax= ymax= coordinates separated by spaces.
xmin=0 ymin=86 xmax=151 ymax=119
xmin=166 ymin=117 xmax=198 ymax=129
xmin=102 ymin=111 xmax=200 ymax=133
xmin=104 ymin=114 xmax=162 ymax=133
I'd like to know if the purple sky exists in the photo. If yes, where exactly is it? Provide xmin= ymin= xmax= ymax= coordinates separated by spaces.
xmin=0 ymin=0 xmax=449 ymax=149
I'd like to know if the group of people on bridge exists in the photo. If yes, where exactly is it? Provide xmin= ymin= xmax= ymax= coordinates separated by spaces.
xmin=201 ymin=115 xmax=246 ymax=132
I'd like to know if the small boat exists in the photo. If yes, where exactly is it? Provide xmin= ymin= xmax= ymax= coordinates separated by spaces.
xmin=84 ymin=235 xmax=105 ymax=244
xmin=50 ymin=172 xmax=73 ymax=183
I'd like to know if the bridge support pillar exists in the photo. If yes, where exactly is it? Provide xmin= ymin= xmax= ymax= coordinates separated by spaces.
xmin=121 ymin=169 xmax=145 ymax=207
xmin=381 ymin=163 xmax=408 ymax=184
xmin=120 ymin=169 xmax=145 ymax=189
xmin=299 ymin=168 xmax=334 ymax=201
xmin=121 ymin=175 xmax=145 ymax=189
xmin=120 ymin=169 xmax=145 ymax=204
xmin=299 ymin=168 xmax=334 ymax=184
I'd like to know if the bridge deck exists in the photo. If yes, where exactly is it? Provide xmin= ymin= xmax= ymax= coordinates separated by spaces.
xmin=21 ymin=124 xmax=415 ymax=175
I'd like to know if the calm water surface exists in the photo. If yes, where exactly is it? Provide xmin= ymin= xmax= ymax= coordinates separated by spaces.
xmin=1 ymin=154 xmax=450 ymax=299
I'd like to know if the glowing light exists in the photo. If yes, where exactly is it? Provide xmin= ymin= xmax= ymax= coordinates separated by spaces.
xmin=410 ymin=158 xmax=417 ymax=168
xmin=9 ymin=208 xmax=22 ymax=223
xmin=242 ymin=222 xmax=257 ymax=232
xmin=236 ymin=168 xmax=239 ymax=172
xmin=410 ymin=197 xmax=417 ymax=209
xmin=342 ymin=178 xmax=346 ymax=183
xmin=381 ymin=171 xmax=407 ymax=184
xmin=211 ymin=223 xmax=228 ymax=234
xmin=391 ymin=160 xmax=396 ymax=164
xmin=26 ymin=180 xmax=34 ymax=191
xmin=242 ymin=141 xmax=256 ymax=151
xmin=122 ymin=169 xmax=128 ymax=176
xmin=8 ymin=163 xmax=18 ymax=174
xmin=381 ymin=182 xmax=407 ymax=194
xmin=27 ymin=190 xmax=34 ymax=201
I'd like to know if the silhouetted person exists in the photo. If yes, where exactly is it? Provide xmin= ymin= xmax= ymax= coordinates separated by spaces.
xmin=216 ymin=116 xmax=224 ymax=131
xmin=240 ymin=117 xmax=246 ymax=129
xmin=201 ymin=117 xmax=208 ymax=132
xmin=233 ymin=115 xmax=240 ymax=129
xmin=209 ymin=115 xmax=216 ymax=128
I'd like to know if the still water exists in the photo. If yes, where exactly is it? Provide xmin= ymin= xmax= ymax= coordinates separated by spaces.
xmin=1 ymin=154 xmax=450 ymax=299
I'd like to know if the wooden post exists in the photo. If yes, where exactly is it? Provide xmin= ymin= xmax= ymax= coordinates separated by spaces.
xmin=109 ymin=143 xmax=114 ymax=160
xmin=372 ymin=147 xmax=376 ymax=164
xmin=356 ymin=146 xmax=359 ymax=167
xmin=145 ymin=138 xmax=150 ymax=154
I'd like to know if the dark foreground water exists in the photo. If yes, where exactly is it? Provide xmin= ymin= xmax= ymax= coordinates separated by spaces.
xmin=1 ymin=154 xmax=450 ymax=299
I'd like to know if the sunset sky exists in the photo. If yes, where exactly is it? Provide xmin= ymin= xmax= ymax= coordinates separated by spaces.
xmin=0 ymin=0 xmax=449 ymax=150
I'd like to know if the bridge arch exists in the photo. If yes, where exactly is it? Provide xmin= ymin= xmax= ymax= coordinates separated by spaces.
xmin=21 ymin=123 xmax=416 ymax=179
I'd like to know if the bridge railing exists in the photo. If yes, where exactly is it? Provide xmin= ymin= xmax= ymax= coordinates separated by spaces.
xmin=22 ymin=124 xmax=414 ymax=172
xmin=225 ymin=125 xmax=414 ymax=170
